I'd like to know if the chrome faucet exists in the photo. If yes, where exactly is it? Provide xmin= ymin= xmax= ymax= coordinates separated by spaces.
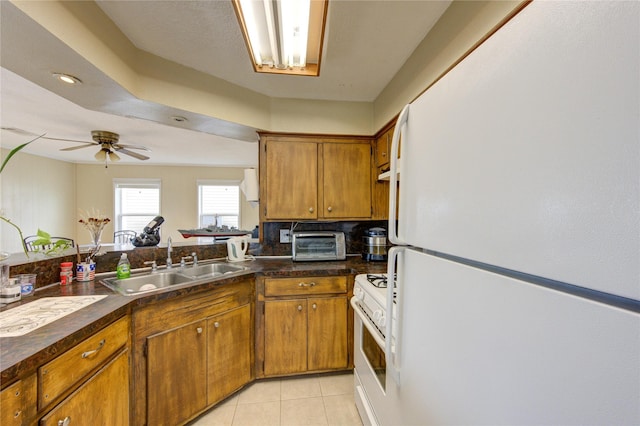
xmin=166 ymin=236 xmax=173 ymax=269
xmin=191 ymin=252 xmax=198 ymax=267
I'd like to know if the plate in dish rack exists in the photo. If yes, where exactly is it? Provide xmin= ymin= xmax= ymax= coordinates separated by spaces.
xmin=0 ymin=296 xmax=107 ymax=337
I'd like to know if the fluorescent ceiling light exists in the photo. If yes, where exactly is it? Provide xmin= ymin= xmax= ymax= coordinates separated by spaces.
xmin=233 ymin=0 xmax=328 ymax=76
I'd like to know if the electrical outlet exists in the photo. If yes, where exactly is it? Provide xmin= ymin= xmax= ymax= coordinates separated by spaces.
xmin=280 ymin=229 xmax=291 ymax=243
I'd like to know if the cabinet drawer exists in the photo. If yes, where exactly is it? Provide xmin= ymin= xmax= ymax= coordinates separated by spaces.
xmin=39 ymin=316 xmax=129 ymax=407
xmin=264 ymin=276 xmax=347 ymax=297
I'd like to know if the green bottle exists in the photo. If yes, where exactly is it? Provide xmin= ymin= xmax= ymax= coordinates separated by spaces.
xmin=116 ymin=253 xmax=131 ymax=279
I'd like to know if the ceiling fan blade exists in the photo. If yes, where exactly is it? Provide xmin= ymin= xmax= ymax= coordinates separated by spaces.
xmin=114 ymin=147 xmax=150 ymax=160
xmin=60 ymin=143 xmax=97 ymax=151
xmin=41 ymin=136 xmax=98 ymax=144
xmin=1 ymin=127 xmax=40 ymax=137
xmin=115 ymin=143 xmax=151 ymax=152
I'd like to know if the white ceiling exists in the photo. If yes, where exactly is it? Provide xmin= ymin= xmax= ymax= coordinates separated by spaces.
xmin=0 ymin=0 xmax=451 ymax=167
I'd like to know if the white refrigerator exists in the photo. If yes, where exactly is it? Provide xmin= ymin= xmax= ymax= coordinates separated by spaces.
xmin=383 ymin=1 xmax=640 ymax=425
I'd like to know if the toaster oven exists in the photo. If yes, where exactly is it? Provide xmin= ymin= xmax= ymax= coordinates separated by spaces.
xmin=291 ymin=231 xmax=346 ymax=262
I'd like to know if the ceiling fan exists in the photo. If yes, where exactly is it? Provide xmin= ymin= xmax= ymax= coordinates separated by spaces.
xmin=2 ymin=127 xmax=151 ymax=166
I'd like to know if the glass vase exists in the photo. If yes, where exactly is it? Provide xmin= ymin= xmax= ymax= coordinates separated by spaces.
xmin=88 ymin=228 xmax=104 ymax=247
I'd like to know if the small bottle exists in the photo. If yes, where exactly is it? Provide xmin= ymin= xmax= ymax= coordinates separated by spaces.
xmin=60 ymin=262 xmax=73 ymax=285
xmin=116 ymin=253 xmax=131 ymax=279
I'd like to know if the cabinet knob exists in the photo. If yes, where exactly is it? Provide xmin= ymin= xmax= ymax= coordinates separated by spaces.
xmin=297 ymin=305 xmax=303 ymax=311
xmin=58 ymin=416 xmax=71 ymax=426
xmin=308 ymin=207 xmax=314 ymax=213
xmin=13 ymin=410 xmax=21 ymax=419
xmin=196 ymin=327 xmax=203 ymax=334
xmin=214 ymin=321 xmax=220 ymax=328
xmin=312 ymin=303 xmax=317 ymax=310
xmin=327 ymin=206 xmax=333 ymax=212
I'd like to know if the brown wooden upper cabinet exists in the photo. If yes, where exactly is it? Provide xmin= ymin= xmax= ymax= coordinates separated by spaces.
xmin=375 ymin=125 xmax=394 ymax=171
xmin=259 ymin=133 xmax=373 ymax=221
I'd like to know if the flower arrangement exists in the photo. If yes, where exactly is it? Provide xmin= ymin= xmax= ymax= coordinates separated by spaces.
xmin=79 ymin=209 xmax=111 ymax=247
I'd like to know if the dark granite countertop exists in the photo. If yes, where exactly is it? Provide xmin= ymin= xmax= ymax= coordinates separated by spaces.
xmin=0 ymin=255 xmax=387 ymax=386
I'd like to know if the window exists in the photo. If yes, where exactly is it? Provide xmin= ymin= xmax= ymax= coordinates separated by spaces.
xmin=114 ymin=179 xmax=161 ymax=234
xmin=198 ymin=181 xmax=240 ymax=229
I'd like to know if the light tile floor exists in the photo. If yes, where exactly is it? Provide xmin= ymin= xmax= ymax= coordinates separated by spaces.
xmin=189 ymin=372 xmax=363 ymax=426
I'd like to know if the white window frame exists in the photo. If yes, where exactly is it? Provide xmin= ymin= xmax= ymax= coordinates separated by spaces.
xmin=113 ymin=178 xmax=162 ymax=234
xmin=197 ymin=179 xmax=241 ymax=229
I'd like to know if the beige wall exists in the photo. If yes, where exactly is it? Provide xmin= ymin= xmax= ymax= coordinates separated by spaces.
xmin=1 ymin=149 xmax=259 ymax=253
xmin=1 ymin=149 xmax=77 ymax=253
xmin=74 ymin=163 xmax=259 ymax=245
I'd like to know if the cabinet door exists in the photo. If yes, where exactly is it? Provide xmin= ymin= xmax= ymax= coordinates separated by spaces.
xmin=265 ymin=140 xmax=318 ymax=219
xmin=1 ymin=381 xmax=23 ymax=425
xmin=264 ymin=300 xmax=307 ymax=375
xmin=375 ymin=128 xmax=392 ymax=169
xmin=207 ymin=304 xmax=252 ymax=405
xmin=322 ymin=143 xmax=371 ymax=218
xmin=146 ymin=320 xmax=207 ymax=426
xmin=308 ymin=297 xmax=348 ymax=371
xmin=40 ymin=349 xmax=129 ymax=426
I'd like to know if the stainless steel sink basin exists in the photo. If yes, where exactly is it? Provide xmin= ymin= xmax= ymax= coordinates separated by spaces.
xmin=101 ymin=272 xmax=194 ymax=296
xmin=100 ymin=262 xmax=250 ymax=296
xmin=178 ymin=262 xmax=249 ymax=279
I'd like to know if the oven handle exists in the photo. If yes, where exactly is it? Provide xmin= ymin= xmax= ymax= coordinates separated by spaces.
xmin=386 ymin=245 xmax=403 ymax=385
xmin=350 ymin=297 xmax=386 ymax=349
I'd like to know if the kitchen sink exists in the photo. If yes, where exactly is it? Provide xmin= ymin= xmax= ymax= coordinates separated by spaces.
xmin=101 ymin=271 xmax=195 ymax=296
xmin=178 ymin=262 xmax=249 ymax=279
xmin=100 ymin=262 xmax=250 ymax=296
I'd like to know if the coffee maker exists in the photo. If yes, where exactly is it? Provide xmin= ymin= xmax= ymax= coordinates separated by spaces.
xmin=362 ymin=227 xmax=388 ymax=262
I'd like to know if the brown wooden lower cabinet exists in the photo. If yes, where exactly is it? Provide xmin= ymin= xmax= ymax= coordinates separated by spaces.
xmin=146 ymin=320 xmax=208 ymax=426
xmin=39 ymin=348 xmax=130 ymax=426
xmin=259 ymin=275 xmax=351 ymax=377
xmin=133 ymin=279 xmax=254 ymax=426
xmin=207 ymin=304 xmax=252 ymax=406
xmin=264 ymin=296 xmax=348 ymax=376
xmin=0 ymin=375 xmax=36 ymax=426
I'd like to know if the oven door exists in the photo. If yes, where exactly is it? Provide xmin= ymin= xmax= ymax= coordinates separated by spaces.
xmin=351 ymin=297 xmax=387 ymax=426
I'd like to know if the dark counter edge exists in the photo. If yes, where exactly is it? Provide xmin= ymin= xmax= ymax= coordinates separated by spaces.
xmin=0 ymin=257 xmax=386 ymax=386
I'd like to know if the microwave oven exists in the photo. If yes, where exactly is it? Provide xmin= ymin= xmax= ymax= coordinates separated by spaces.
xmin=291 ymin=231 xmax=346 ymax=262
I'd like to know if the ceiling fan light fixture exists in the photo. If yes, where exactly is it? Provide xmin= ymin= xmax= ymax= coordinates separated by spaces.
xmin=52 ymin=73 xmax=82 ymax=85
xmin=108 ymin=150 xmax=121 ymax=162
xmin=95 ymin=149 xmax=107 ymax=162
xmin=233 ymin=0 xmax=327 ymax=76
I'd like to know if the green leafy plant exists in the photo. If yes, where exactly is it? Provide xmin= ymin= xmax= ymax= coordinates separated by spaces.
xmin=28 ymin=229 xmax=73 ymax=255
xmin=1 ymin=133 xmax=45 ymax=257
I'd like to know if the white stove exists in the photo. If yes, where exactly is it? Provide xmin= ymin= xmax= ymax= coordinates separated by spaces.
xmin=352 ymin=273 xmax=398 ymax=426
xmin=352 ymin=273 xmax=396 ymax=342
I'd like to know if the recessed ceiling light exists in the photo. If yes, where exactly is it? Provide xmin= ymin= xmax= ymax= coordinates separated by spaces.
xmin=52 ymin=73 xmax=82 ymax=85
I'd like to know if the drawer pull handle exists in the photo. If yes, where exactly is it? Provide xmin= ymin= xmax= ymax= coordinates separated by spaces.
xmin=81 ymin=339 xmax=105 ymax=358
xmin=58 ymin=416 xmax=71 ymax=426
xmin=298 ymin=282 xmax=316 ymax=287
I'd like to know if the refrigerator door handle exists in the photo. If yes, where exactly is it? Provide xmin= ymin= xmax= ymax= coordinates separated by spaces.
xmin=386 ymin=245 xmax=403 ymax=385
xmin=388 ymin=104 xmax=410 ymax=246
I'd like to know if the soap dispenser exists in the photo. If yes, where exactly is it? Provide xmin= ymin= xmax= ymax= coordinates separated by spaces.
xmin=116 ymin=253 xmax=131 ymax=279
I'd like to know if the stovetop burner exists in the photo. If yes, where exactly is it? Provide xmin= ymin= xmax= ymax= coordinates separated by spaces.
xmin=366 ymin=273 xmax=396 ymax=288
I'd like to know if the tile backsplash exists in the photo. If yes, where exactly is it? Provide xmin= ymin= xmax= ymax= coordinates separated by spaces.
xmin=258 ymin=221 xmax=387 ymax=256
